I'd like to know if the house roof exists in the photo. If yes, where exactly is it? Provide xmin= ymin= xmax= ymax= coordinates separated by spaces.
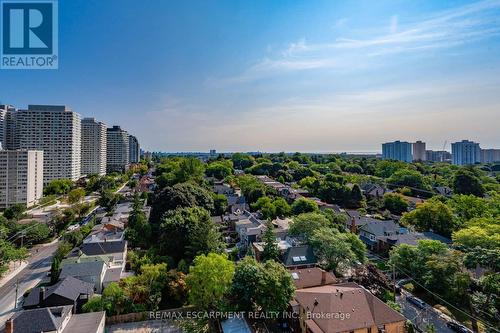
xmin=10 ymin=305 xmax=73 ymax=332
xmin=24 ymin=276 xmax=94 ymax=308
xmin=294 ymin=283 xmax=405 ymax=333
xmin=78 ymin=240 xmax=126 ymax=256
xmin=359 ymin=220 xmax=399 ymax=237
xmin=60 ymin=261 xmax=106 ymax=280
xmin=379 ymin=231 xmax=451 ymax=247
xmin=282 ymin=245 xmax=317 ymax=267
xmin=64 ymin=311 xmax=106 ymax=333
xmin=289 ymin=267 xmax=336 ymax=289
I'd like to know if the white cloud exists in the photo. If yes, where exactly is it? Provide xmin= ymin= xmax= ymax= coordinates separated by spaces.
xmin=215 ymin=0 xmax=500 ymax=83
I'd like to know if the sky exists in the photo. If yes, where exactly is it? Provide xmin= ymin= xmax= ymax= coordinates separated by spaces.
xmin=1 ymin=0 xmax=500 ymax=152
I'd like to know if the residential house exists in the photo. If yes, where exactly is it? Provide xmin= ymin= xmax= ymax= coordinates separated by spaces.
xmin=361 ymin=183 xmax=391 ymax=199
xmin=377 ymin=231 xmax=452 ymax=255
xmin=282 ymin=245 xmax=317 ymax=269
xmin=60 ymin=261 xmax=106 ymax=293
xmin=358 ymin=220 xmax=400 ymax=252
xmin=291 ymin=283 xmax=406 ymax=333
xmin=5 ymin=306 xmax=105 ymax=333
xmin=289 ymin=267 xmax=336 ymax=289
xmin=252 ymin=239 xmax=292 ymax=262
xmin=23 ymin=276 xmax=94 ymax=313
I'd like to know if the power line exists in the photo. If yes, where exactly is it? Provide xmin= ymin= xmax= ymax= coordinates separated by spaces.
xmin=369 ymin=251 xmax=499 ymax=332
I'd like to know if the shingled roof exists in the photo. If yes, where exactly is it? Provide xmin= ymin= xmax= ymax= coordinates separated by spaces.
xmin=294 ymin=283 xmax=405 ymax=333
xmin=23 ymin=276 xmax=94 ymax=308
xmin=9 ymin=305 xmax=73 ymax=332
xmin=78 ymin=240 xmax=126 ymax=256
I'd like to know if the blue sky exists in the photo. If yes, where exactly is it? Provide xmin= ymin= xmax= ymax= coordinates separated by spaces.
xmin=1 ymin=0 xmax=500 ymax=152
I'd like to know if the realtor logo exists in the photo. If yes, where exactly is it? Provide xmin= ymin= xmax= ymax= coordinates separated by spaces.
xmin=1 ymin=0 xmax=58 ymax=69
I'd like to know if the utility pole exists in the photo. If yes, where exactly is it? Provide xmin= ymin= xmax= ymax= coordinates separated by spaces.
xmin=14 ymin=279 xmax=19 ymax=310
xmin=392 ymin=264 xmax=396 ymax=297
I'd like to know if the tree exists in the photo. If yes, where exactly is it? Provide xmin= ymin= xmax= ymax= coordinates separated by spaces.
xmin=151 ymin=182 xmax=214 ymax=223
xmin=231 ymin=257 xmax=295 ymax=313
xmin=310 ymin=227 xmax=366 ymax=275
xmin=205 ymin=162 xmax=233 ymax=180
xmin=387 ymin=169 xmax=429 ymax=191
xmin=347 ymin=184 xmax=365 ymax=208
xmin=452 ymin=169 xmax=484 ymax=197
xmin=400 ymin=200 xmax=456 ymax=237
xmin=291 ymin=197 xmax=318 ymax=215
xmin=345 ymin=164 xmax=364 ymax=174
xmin=83 ymin=282 xmax=136 ymax=316
xmin=273 ymin=197 xmax=291 ymax=217
xmin=158 ymin=207 xmax=224 ymax=263
xmin=98 ymin=190 xmax=119 ymax=212
xmin=0 ymin=239 xmax=28 ymax=276
xmin=175 ymin=158 xmax=205 ymax=184
xmin=289 ymin=212 xmax=329 ymax=240
xmin=186 ymin=253 xmax=235 ymax=311
xmin=212 ymin=193 xmax=228 ymax=216
xmin=452 ymin=217 xmax=499 ymax=250
xmin=262 ymin=220 xmax=279 ymax=262
xmin=44 ymin=179 xmax=73 ymax=195
xmin=448 ymin=194 xmax=491 ymax=225
xmin=3 ymin=204 xmax=26 ymax=220
xmin=121 ymin=263 xmax=168 ymax=310
xmin=23 ymin=223 xmax=51 ymax=244
xmin=68 ymin=188 xmax=85 ymax=204
xmin=231 ymin=153 xmax=255 ymax=170
xmin=383 ymin=193 xmax=409 ymax=215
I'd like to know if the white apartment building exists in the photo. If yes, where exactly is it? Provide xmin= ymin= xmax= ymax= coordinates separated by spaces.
xmin=9 ymin=105 xmax=81 ymax=184
xmin=0 ymin=150 xmax=44 ymax=209
xmin=107 ymin=126 xmax=129 ymax=173
xmin=128 ymin=135 xmax=140 ymax=164
xmin=82 ymin=118 xmax=107 ymax=176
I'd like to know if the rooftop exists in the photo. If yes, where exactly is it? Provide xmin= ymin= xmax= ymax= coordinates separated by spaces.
xmin=294 ymin=283 xmax=405 ymax=333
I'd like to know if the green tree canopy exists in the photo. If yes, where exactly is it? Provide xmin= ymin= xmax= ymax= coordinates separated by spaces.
xmin=452 ymin=168 xmax=485 ymax=197
xmin=291 ymin=197 xmax=319 ymax=215
xmin=310 ymin=227 xmax=366 ymax=275
xmin=186 ymin=253 xmax=235 ymax=311
xmin=400 ymin=200 xmax=456 ymax=237
xmin=289 ymin=212 xmax=330 ymax=240
xmin=231 ymin=257 xmax=295 ymax=313
xmin=158 ymin=207 xmax=224 ymax=263
xmin=151 ymin=182 xmax=215 ymax=223
xmin=383 ymin=193 xmax=409 ymax=215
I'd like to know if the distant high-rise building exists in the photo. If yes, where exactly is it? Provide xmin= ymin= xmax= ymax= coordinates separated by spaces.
xmin=382 ymin=141 xmax=412 ymax=163
xmin=480 ymin=148 xmax=500 ymax=163
xmin=81 ymin=118 xmax=107 ymax=176
xmin=451 ymin=140 xmax=481 ymax=165
xmin=128 ymin=135 xmax=140 ymax=164
xmin=412 ymin=141 xmax=426 ymax=161
xmin=210 ymin=149 xmax=216 ymax=156
xmin=0 ymin=150 xmax=43 ymax=209
xmin=425 ymin=150 xmax=452 ymax=162
xmin=7 ymin=105 xmax=81 ymax=184
xmin=107 ymin=126 xmax=129 ymax=173
xmin=0 ymin=105 xmax=16 ymax=150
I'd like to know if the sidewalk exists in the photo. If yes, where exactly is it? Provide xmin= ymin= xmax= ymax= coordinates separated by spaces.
xmin=0 ymin=261 xmax=28 ymax=289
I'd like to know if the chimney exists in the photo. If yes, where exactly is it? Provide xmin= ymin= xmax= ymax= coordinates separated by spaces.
xmin=350 ymin=217 xmax=356 ymax=234
xmin=321 ymin=270 xmax=326 ymax=285
xmin=39 ymin=287 xmax=46 ymax=303
xmin=5 ymin=319 xmax=13 ymax=333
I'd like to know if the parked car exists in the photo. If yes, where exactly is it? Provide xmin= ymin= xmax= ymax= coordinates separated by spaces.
xmin=407 ymin=296 xmax=427 ymax=309
xmin=446 ymin=321 xmax=472 ymax=333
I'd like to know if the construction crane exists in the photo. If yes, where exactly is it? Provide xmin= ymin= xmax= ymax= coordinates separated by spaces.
xmin=441 ymin=140 xmax=447 ymax=162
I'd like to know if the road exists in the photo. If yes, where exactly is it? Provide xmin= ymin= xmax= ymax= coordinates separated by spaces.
xmin=0 ymin=240 xmax=59 ymax=327
xmin=397 ymin=291 xmax=454 ymax=332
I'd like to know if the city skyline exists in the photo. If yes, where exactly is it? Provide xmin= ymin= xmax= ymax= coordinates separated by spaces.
xmin=1 ymin=0 xmax=500 ymax=151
